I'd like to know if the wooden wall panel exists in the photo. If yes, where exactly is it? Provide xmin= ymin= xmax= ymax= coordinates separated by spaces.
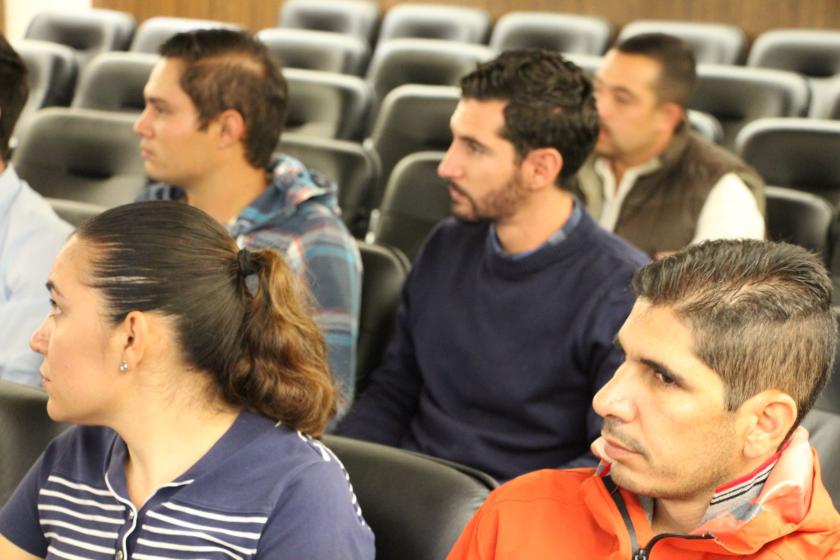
xmin=93 ymin=0 xmax=840 ymax=39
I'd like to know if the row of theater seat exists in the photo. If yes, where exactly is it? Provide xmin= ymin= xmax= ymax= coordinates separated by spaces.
xmin=23 ymin=3 xmax=840 ymax=71
xmin=13 ymin=102 xmax=840 ymax=253
xmin=17 ymin=7 xmax=840 ymax=128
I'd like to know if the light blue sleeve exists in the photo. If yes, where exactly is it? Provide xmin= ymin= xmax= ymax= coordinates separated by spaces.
xmin=0 ymin=179 xmax=72 ymax=386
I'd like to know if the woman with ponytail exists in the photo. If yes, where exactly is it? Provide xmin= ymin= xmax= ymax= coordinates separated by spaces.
xmin=0 ymin=201 xmax=374 ymax=560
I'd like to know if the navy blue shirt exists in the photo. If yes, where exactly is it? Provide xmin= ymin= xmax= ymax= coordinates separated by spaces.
xmin=339 ymin=211 xmax=648 ymax=481
xmin=0 ymin=411 xmax=375 ymax=559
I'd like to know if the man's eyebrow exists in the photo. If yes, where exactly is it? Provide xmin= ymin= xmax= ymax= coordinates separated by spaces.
xmin=640 ymin=357 xmax=685 ymax=385
xmin=457 ymin=133 xmax=489 ymax=150
xmin=46 ymin=280 xmax=63 ymax=298
xmin=610 ymin=84 xmax=638 ymax=99
xmin=144 ymin=95 xmax=168 ymax=106
xmin=613 ymin=336 xmax=624 ymax=353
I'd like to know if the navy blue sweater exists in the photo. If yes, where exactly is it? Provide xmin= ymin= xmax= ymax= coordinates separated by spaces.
xmin=339 ymin=212 xmax=648 ymax=481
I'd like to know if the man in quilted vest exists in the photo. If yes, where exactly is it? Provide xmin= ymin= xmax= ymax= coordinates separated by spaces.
xmin=575 ymin=33 xmax=765 ymax=259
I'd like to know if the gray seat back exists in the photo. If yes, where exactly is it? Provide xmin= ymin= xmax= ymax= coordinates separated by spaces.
xmin=378 ymin=3 xmax=490 ymax=43
xmin=284 ymin=68 xmax=372 ymax=141
xmin=321 ymin=434 xmax=496 ymax=560
xmin=736 ymin=117 xmax=840 ymax=204
xmin=354 ymin=242 xmax=410 ymax=392
xmin=130 ymin=16 xmax=241 ymax=54
xmin=278 ymin=0 xmax=380 ymax=44
xmin=12 ymin=108 xmax=148 ymax=207
xmin=365 ymin=38 xmax=492 ymax=109
xmin=490 ymin=11 xmax=611 ymax=55
xmin=686 ymin=110 xmax=724 ymax=145
xmin=801 ymin=409 xmax=840 ymax=510
xmin=47 ymin=198 xmax=106 ymax=227
xmin=690 ymin=64 xmax=810 ymax=149
xmin=14 ymin=40 xmax=78 ymax=133
xmin=258 ymin=28 xmax=370 ymax=75
xmin=0 ymin=380 xmax=69 ymax=508
xmin=748 ymin=29 xmax=840 ymax=77
xmin=24 ymin=9 xmax=136 ymax=67
xmin=72 ymin=51 xmax=158 ymax=113
xmin=371 ymin=152 xmax=450 ymax=263
xmin=617 ymin=20 xmax=746 ymax=64
xmin=367 ymin=84 xmax=459 ymax=202
xmin=763 ymin=186 xmax=833 ymax=261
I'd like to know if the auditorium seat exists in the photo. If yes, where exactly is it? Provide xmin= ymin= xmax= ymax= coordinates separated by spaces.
xmin=814 ymin=75 xmax=840 ymax=119
xmin=277 ymin=0 xmax=380 ymax=45
xmin=130 ymin=16 xmax=241 ymax=54
xmin=490 ymin=11 xmax=612 ymax=55
xmin=257 ymin=28 xmax=370 ymax=75
xmin=686 ymin=110 xmax=724 ymax=144
xmin=278 ymin=133 xmax=379 ymax=237
xmin=365 ymin=38 xmax=492 ymax=109
xmin=617 ymin=20 xmax=746 ymax=64
xmin=366 ymin=84 xmax=458 ymax=203
xmin=763 ymin=186 xmax=833 ymax=260
xmin=47 ymin=198 xmax=106 ymax=227
xmin=24 ymin=9 xmax=136 ymax=68
xmin=565 ymin=53 xmax=603 ymax=79
xmin=802 ymin=409 xmax=840 ymax=509
xmin=12 ymin=108 xmax=148 ymax=208
xmin=284 ymin=68 xmax=372 ymax=141
xmin=689 ymin=65 xmax=810 ymax=149
xmin=368 ymin=152 xmax=450 ymax=263
xmin=321 ymin=434 xmax=495 ymax=560
xmin=377 ymin=3 xmax=490 ymax=43
xmin=71 ymin=51 xmax=157 ymax=113
xmin=747 ymin=29 xmax=840 ymax=119
xmin=816 ymin=311 xmax=840 ymax=415
xmin=748 ymin=29 xmax=840 ymax=77
xmin=0 ymin=380 xmax=68 ymax=507
xmin=736 ymin=118 xmax=840 ymax=204
xmin=14 ymin=40 xmax=78 ymax=132
xmin=354 ymin=242 xmax=410 ymax=393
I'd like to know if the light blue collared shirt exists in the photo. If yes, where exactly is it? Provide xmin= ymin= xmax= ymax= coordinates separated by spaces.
xmin=0 ymin=164 xmax=72 ymax=386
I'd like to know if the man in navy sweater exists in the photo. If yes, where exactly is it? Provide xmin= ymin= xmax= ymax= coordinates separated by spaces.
xmin=338 ymin=49 xmax=648 ymax=481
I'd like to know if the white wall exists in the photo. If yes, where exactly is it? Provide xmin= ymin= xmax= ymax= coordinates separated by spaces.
xmin=5 ymin=0 xmax=92 ymax=40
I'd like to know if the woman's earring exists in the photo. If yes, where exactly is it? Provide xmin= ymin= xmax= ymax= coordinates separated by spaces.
xmin=119 ymin=361 xmax=129 ymax=373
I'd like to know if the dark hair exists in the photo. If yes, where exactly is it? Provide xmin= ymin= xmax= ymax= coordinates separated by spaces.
xmin=0 ymin=34 xmax=28 ymax=161
xmin=633 ymin=239 xmax=836 ymax=429
xmin=615 ymin=33 xmax=697 ymax=107
xmin=159 ymin=29 xmax=288 ymax=169
xmin=459 ymin=48 xmax=599 ymax=186
xmin=76 ymin=201 xmax=337 ymax=436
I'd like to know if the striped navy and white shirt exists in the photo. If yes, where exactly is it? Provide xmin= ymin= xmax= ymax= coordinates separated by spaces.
xmin=0 ymin=411 xmax=374 ymax=559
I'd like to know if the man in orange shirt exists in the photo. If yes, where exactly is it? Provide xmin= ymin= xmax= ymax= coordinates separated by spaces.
xmin=449 ymin=239 xmax=840 ymax=559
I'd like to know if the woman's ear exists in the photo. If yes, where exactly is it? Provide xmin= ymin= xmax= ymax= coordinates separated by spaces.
xmin=116 ymin=310 xmax=149 ymax=373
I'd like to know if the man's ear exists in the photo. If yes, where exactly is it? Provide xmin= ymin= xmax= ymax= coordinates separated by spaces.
xmin=215 ymin=109 xmax=247 ymax=148
xmin=523 ymin=147 xmax=564 ymax=191
xmin=657 ymin=102 xmax=685 ymax=135
xmin=117 ymin=310 xmax=149 ymax=372
xmin=739 ymin=390 xmax=798 ymax=460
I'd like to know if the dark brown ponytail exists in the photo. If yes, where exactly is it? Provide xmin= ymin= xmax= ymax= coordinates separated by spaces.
xmin=226 ymin=247 xmax=337 ymax=436
xmin=76 ymin=201 xmax=337 ymax=436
